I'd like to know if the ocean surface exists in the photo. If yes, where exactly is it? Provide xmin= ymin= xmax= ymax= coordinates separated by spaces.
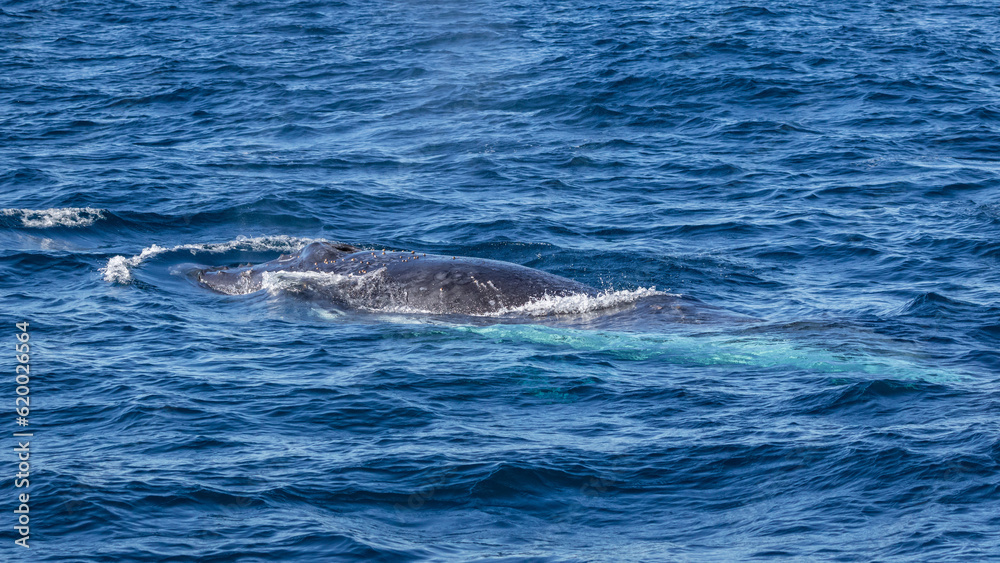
xmin=2 ymin=0 xmax=999 ymax=560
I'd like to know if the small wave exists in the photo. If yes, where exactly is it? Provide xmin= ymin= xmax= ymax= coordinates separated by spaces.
xmin=2 ymin=207 xmax=105 ymax=228
xmin=101 ymin=235 xmax=320 ymax=284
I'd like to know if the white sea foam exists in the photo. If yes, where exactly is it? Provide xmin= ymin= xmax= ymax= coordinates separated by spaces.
xmin=259 ymin=268 xmax=389 ymax=304
xmin=260 ymin=269 xmax=378 ymax=293
xmin=101 ymin=235 xmax=319 ymax=284
xmin=2 ymin=207 xmax=105 ymax=228
xmin=101 ymin=255 xmax=137 ymax=284
xmin=492 ymin=287 xmax=668 ymax=317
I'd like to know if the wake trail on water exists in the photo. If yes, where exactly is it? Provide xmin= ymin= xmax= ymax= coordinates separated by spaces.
xmin=100 ymin=235 xmax=323 ymax=284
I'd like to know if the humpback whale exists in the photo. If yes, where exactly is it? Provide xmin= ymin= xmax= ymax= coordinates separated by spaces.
xmin=195 ymin=241 xmax=600 ymax=315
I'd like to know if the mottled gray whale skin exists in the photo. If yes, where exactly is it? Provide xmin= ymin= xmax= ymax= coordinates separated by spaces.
xmin=195 ymin=241 xmax=598 ymax=315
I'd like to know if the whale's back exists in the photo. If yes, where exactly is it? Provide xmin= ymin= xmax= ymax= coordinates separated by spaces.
xmin=372 ymin=253 xmax=596 ymax=314
xmin=195 ymin=243 xmax=598 ymax=315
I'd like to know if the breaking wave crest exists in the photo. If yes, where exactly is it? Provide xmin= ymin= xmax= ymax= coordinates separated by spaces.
xmin=101 ymin=235 xmax=320 ymax=284
xmin=2 ymin=207 xmax=105 ymax=228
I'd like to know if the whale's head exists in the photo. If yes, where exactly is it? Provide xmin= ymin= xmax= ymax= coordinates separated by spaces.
xmin=196 ymin=241 xmax=360 ymax=295
xmin=195 ymin=264 xmax=265 ymax=295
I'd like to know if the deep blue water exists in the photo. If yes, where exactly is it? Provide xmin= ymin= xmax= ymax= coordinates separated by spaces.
xmin=2 ymin=0 xmax=1000 ymax=560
